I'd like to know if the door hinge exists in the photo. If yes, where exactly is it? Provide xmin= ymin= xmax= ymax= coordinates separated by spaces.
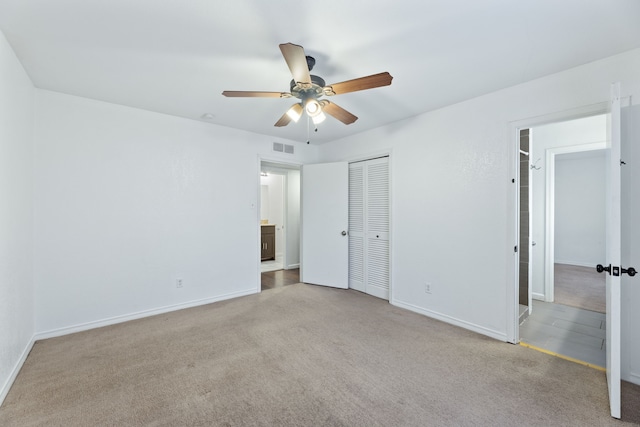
xmin=514 ymin=245 xmax=518 ymax=253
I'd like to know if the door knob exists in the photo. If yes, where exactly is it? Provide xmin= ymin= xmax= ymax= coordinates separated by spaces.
xmin=597 ymin=264 xmax=637 ymax=277
xmin=341 ymin=230 xmax=347 ymax=236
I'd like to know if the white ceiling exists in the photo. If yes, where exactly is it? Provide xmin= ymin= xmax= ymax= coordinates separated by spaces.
xmin=1 ymin=0 xmax=639 ymax=144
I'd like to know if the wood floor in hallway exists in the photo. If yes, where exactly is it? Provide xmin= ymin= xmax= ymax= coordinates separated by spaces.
xmin=261 ymin=268 xmax=300 ymax=291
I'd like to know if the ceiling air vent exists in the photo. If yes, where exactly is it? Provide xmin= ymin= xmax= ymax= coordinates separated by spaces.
xmin=273 ymin=142 xmax=294 ymax=154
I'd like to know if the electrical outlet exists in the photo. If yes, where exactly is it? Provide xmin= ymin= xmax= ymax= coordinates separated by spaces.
xmin=176 ymin=278 xmax=183 ymax=288
xmin=425 ymin=282 xmax=432 ymax=294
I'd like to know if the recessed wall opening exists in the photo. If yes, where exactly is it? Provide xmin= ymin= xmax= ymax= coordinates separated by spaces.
xmin=259 ymin=161 xmax=301 ymax=291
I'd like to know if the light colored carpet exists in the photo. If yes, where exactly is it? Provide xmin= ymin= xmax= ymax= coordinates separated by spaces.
xmin=1 ymin=283 xmax=639 ymax=426
xmin=555 ymin=263 xmax=606 ymax=313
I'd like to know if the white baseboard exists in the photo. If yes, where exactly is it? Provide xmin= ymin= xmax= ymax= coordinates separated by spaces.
xmin=625 ymin=371 xmax=640 ymax=386
xmin=555 ymin=260 xmax=598 ymax=269
xmin=35 ymin=288 xmax=257 ymax=341
xmin=0 ymin=336 xmax=35 ymax=407
xmin=390 ymin=299 xmax=507 ymax=342
xmin=532 ymin=292 xmax=546 ymax=301
xmin=284 ymin=263 xmax=300 ymax=270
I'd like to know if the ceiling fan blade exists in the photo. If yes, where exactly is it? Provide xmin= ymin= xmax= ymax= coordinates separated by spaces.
xmin=222 ymin=91 xmax=290 ymax=98
xmin=279 ymin=43 xmax=311 ymax=84
xmin=321 ymin=101 xmax=358 ymax=125
xmin=275 ymin=103 xmax=303 ymax=127
xmin=324 ymin=72 xmax=393 ymax=96
xmin=274 ymin=111 xmax=292 ymax=127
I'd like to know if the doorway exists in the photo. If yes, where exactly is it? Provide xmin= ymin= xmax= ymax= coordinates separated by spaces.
xmin=259 ymin=161 xmax=301 ymax=288
xmin=551 ymin=149 xmax=606 ymax=313
xmin=518 ymin=114 xmax=608 ymax=368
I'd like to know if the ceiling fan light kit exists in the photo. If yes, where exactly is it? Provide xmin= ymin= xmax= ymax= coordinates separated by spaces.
xmin=222 ymin=43 xmax=393 ymax=130
xmin=312 ymin=111 xmax=326 ymax=125
xmin=285 ymin=103 xmax=303 ymax=122
xmin=304 ymin=98 xmax=321 ymax=116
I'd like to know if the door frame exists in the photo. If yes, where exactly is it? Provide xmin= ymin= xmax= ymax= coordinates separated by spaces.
xmin=507 ymin=101 xmax=609 ymax=343
xmin=256 ymin=156 xmax=302 ymax=292
xmin=543 ymin=142 xmax=606 ymax=302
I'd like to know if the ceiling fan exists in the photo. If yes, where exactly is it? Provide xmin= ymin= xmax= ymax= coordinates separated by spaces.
xmin=222 ymin=43 xmax=393 ymax=127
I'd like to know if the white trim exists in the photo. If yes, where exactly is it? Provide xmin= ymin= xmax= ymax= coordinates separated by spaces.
xmin=256 ymin=155 xmax=264 ymax=292
xmin=506 ymin=120 xmax=519 ymax=343
xmin=0 ymin=337 xmax=35 ymax=406
xmin=284 ymin=263 xmax=300 ymax=270
xmin=527 ymin=129 xmax=534 ymax=313
xmin=35 ymin=289 xmax=256 ymax=340
xmin=544 ymin=141 xmax=607 ymax=303
xmin=627 ymin=372 xmax=640 ymax=385
xmin=532 ymin=292 xmax=545 ymax=300
xmin=392 ymin=300 xmax=507 ymax=342
xmin=545 ymin=148 xmax=555 ymax=302
xmin=554 ymin=260 xmax=600 ymax=268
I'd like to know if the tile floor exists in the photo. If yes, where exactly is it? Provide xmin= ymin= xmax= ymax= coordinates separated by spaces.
xmin=520 ymin=300 xmax=606 ymax=368
xmin=260 ymin=257 xmax=283 ymax=273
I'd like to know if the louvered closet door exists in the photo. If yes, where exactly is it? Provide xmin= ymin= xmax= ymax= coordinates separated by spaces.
xmin=365 ymin=158 xmax=390 ymax=299
xmin=349 ymin=157 xmax=389 ymax=300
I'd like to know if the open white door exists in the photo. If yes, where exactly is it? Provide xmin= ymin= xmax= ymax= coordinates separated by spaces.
xmin=602 ymin=82 xmax=622 ymax=419
xmin=300 ymin=162 xmax=349 ymax=288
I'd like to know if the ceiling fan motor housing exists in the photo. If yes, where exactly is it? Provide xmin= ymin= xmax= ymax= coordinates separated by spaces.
xmin=289 ymin=75 xmax=326 ymax=101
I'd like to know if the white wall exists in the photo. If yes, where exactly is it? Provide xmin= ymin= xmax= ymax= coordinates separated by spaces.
xmin=260 ymin=184 xmax=269 ymax=220
xmin=317 ymin=48 xmax=640 ymax=382
xmin=33 ymin=89 xmax=318 ymax=335
xmin=530 ymin=116 xmax=607 ymax=298
xmin=0 ymin=30 xmax=35 ymax=402
xmin=554 ymin=151 xmax=605 ymax=266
